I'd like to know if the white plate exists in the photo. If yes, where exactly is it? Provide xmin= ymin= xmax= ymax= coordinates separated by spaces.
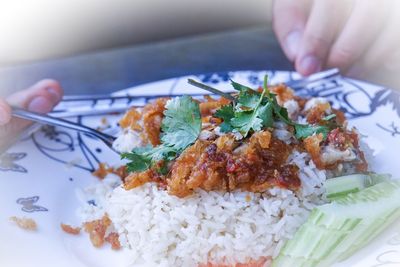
xmin=1 ymin=71 xmax=400 ymax=267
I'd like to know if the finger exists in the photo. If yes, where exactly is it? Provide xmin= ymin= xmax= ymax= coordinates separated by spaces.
xmin=295 ymin=0 xmax=351 ymax=76
xmin=0 ymin=79 xmax=64 ymax=151
xmin=347 ymin=1 xmax=400 ymax=88
xmin=6 ymin=78 xmax=63 ymax=129
xmin=272 ymin=0 xmax=311 ymax=61
xmin=6 ymin=79 xmax=63 ymax=112
xmin=0 ymin=98 xmax=12 ymax=125
xmin=326 ymin=0 xmax=392 ymax=72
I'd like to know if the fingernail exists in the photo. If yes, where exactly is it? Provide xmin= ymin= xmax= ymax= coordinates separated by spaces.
xmin=46 ymin=87 xmax=60 ymax=102
xmin=285 ymin=31 xmax=301 ymax=60
xmin=28 ymin=96 xmax=53 ymax=113
xmin=299 ymin=55 xmax=322 ymax=75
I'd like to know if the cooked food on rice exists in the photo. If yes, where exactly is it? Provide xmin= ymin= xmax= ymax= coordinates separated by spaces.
xmin=115 ymin=81 xmax=367 ymax=198
xmin=75 ymin=77 xmax=398 ymax=267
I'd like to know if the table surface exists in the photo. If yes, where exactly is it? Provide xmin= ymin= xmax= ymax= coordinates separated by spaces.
xmin=0 ymin=26 xmax=292 ymax=97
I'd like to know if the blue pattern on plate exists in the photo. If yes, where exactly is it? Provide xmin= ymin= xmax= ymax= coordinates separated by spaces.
xmin=87 ymin=199 xmax=97 ymax=206
xmin=16 ymin=196 xmax=48 ymax=213
xmin=31 ymin=124 xmax=103 ymax=172
xmin=197 ymin=72 xmax=233 ymax=84
xmin=376 ymin=122 xmax=400 ymax=137
xmin=0 ymin=152 xmax=27 ymax=173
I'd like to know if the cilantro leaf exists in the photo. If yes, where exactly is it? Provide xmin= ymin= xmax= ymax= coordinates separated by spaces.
xmin=262 ymin=92 xmax=293 ymax=126
xmin=219 ymin=122 xmax=234 ymax=133
xmin=273 ymin=103 xmax=292 ymax=125
xmin=231 ymin=110 xmax=263 ymax=135
xmin=146 ymin=145 xmax=177 ymax=162
xmin=257 ymin=102 xmax=274 ymax=128
xmin=121 ymin=144 xmax=178 ymax=173
xmin=293 ymin=114 xmax=337 ymax=140
xmin=230 ymin=80 xmax=254 ymax=92
xmin=237 ymin=90 xmax=261 ymax=109
xmin=161 ymin=95 xmax=201 ymax=150
xmin=121 ymin=146 xmax=153 ymax=173
xmin=215 ymin=105 xmax=235 ymax=132
xmin=215 ymin=105 xmax=234 ymax=121
xmin=229 ymin=76 xmax=270 ymax=137
xmin=294 ymin=124 xmax=330 ymax=140
xmin=230 ymin=79 xmax=261 ymax=109
xmin=123 ymin=96 xmax=201 ymax=174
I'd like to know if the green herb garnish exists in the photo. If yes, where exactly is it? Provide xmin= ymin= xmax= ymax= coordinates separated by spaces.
xmin=214 ymin=76 xmax=332 ymax=139
xmin=215 ymin=76 xmax=274 ymax=137
xmin=323 ymin=114 xmax=337 ymax=121
xmin=214 ymin=105 xmax=235 ymax=132
xmin=122 ymin=95 xmax=201 ymax=173
xmin=121 ymin=146 xmax=153 ymax=173
xmin=294 ymin=124 xmax=330 ymax=140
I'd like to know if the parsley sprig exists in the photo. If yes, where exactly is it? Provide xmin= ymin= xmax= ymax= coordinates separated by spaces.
xmin=121 ymin=95 xmax=201 ymax=174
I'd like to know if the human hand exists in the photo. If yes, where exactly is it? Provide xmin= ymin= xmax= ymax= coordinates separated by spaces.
xmin=0 ymin=79 xmax=63 ymax=152
xmin=273 ymin=0 xmax=400 ymax=88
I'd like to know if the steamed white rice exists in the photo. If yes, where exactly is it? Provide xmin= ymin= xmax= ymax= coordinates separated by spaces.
xmin=77 ymin=150 xmax=327 ymax=266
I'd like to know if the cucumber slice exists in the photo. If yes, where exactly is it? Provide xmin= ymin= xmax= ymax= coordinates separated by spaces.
xmin=272 ymin=180 xmax=400 ymax=267
xmin=325 ymin=173 xmax=391 ymax=201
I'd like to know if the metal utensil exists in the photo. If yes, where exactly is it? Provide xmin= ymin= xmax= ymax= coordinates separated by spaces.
xmin=60 ymin=68 xmax=340 ymax=103
xmin=11 ymin=107 xmax=117 ymax=152
xmin=285 ymin=68 xmax=339 ymax=88
xmin=50 ymin=107 xmax=132 ymax=118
